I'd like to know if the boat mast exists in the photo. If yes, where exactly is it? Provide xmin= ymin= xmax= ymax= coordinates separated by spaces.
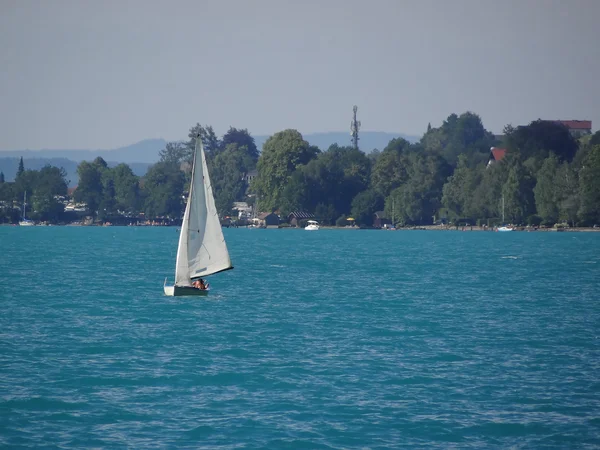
xmin=502 ymin=195 xmax=505 ymax=224
xmin=23 ymin=191 xmax=26 ymax=220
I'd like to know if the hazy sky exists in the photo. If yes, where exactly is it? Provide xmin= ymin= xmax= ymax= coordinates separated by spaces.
xmin=1 ymin=0 xmax=598 ymax=150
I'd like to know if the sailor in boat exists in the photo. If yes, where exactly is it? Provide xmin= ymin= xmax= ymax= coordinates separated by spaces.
xmin=192 ymin=279 xmax=209 ymax=290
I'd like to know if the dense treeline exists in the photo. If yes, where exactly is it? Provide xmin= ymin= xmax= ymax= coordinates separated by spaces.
xmin=251 ymin=113 xmax=600 ymax=227
xmin=2 ymin=112 xmax=599 ymax=227
xmin=0 ymin=126 xmax=258 ymax=223
xmin=0 ymin=158 xmax=68 ymax=223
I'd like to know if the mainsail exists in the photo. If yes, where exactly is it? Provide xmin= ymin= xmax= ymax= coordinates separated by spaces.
xmin=174 ymin=138 xmax=232 ymax=286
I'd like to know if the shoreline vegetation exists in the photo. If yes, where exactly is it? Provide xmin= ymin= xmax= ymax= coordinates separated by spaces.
xmin=1 ymin=113 xmax=599 ymax=229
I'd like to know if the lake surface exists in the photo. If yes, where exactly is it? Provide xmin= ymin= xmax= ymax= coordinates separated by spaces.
xmin=1 ymin=227 xmax=599 ymax=448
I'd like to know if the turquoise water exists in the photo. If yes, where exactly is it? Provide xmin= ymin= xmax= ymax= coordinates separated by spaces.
xmin=1 ymin=227 xmax=599 ymax=448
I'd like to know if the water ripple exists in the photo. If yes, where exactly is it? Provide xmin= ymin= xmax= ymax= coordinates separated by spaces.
xmin=1 ymin=227 xmax=599 ymax=448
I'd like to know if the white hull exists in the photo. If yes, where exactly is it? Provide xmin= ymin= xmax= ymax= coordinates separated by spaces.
xmin=497 ymin=226 xmax=514 ymax=232
xmin=304 ymin=225 xmax=319 ymax=231
xmin=163 ymin=283 xmax=209 ymax=296
xmin=19 ymin=220 xmax=35 ymax=226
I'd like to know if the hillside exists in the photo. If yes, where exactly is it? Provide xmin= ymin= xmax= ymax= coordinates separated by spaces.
xmin=0 ymin=138 xmax=168 ymax=165
xmin=0 ymin=157 xmax=152 ymax=187
xmin=0 ymin=131 xmax=419 ymax=186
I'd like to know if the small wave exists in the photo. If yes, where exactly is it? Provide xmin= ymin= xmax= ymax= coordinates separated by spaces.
xmin=184 ymin=425 xmax=216 ymax=438
xmin=501 ymin=256 xmax=519 ymax=259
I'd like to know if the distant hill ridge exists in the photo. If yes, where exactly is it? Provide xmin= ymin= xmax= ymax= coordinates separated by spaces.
xmin=0 ymin=131 xmax=419 ymax=186
xmin=0 ymin=138 xmax=167 ymax=165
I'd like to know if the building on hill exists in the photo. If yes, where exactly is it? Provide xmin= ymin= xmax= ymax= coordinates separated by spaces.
xmin=550 ymin=120 xmax=592 ymax=138
xmin=244 ymin=169 xmax=258 ymax=184
xmin=487 ymin=147 xmax=507 ymax=168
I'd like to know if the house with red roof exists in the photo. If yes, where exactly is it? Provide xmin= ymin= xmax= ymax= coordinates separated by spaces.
xmin=487 ymin=147 xmax=507 ymax=168
xmin=552 ymin=120 xmax=592 ymax=138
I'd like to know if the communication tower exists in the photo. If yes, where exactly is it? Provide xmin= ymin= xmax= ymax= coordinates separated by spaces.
xmin=350 ymin=105 xmax=361 ymax=150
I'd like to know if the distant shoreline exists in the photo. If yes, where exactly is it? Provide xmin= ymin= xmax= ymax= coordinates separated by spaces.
xmin=284 ymin=225 xmax=600 ymax=232
xmin=2 ymin=223 xmax=599 ymax=232
xmin=313 ymin=226 xmax=600 ymax=232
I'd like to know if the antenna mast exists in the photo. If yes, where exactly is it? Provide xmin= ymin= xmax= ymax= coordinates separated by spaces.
xmin=350 ymin=105 xmax=361 ymax=150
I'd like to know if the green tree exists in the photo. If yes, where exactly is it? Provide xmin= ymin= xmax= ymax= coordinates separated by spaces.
xmin=502 ymin=160 xmax=535 ymax=224
xmin=555 ymin=163 xmax=579 ymax=226
xmin=32 ymin=165 xmax=68 ymax=222
xmin=221 ymin=127 xmax=259 ymax=162
xmin=111 ymin=163 xmax=141 ymax=213
xmin=31 ymin=193 xmax=64 ymax=222
xmin=504 ymin=120 xmax=578 ymax=162
xmin=294 ymin=144 xmax=371 ymax=216
xmin=441 ymin=155 xmax=477 ymax=219
xmin=0 ymin=182 xmax=18 ymax=223
xmin=314 ymin=202 xmax=338 ymax=226
xmin=534 ymin=154 xmax=559 ymax=225
xmin=252 ymin=129 xmax=319 ymax=211
xmin=470 ymin=161 xmax=509 ymax=221
xmin=17 ymin=157 xmax=24 ymax=178
xmin=0 ymin=172 xmax=4 ymax=183
xmin=279 ymin=170 xmax=309 ymax=215
xmin=211 ymin=143 xmax=256 ymax=216
xmin=351 ymin=189 xmax=383 ymax=226
xmin=574 ymin=130 xmax=600 ymax=170
xmin=142 ymin=161 xmax=185 ymax=218
xmin=74 ymin=161 xmax=104 ymax=216
xmin=2 ymin=164 xmax=68 ymax=223
xmin=370 ymin=138 xmax=411 ymax=196
xmin=578 ymin=145 xmax=600 ymax=225
xmin=421 ymin=112 xmax=495 ymax=168
xmin=98 ymin=177 xmax=117 ymax=221
xmin=159 ymin=142 xmax=190 ymax=165
xmin=390 ymin=152 xmax=450 ymax=225
xmin=367 ymin=148 xmax=381 ymax=165
xmin=441 ymin=112 xmax=495 ymax=167
xmin=37 ymin=165 xmax=68 ymax=196
xmin=13 ymin=169 xmax=40 ymax=207
xmin=93 ymin=157 xmax=108 ymax=169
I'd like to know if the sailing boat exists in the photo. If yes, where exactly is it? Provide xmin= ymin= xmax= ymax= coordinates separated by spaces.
xmin=163 ymin=136 xmax=233 ymax=296
xmin=497 ymin=195 xmax=513 ymax=232
xmin=19 ymin=192 xmax=35 ymax=226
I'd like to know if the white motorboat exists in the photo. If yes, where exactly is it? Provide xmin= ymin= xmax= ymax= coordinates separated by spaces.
xmin=305 ymin=220 xmax=320 ymax=231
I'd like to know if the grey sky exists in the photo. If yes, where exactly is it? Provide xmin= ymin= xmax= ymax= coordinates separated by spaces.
xmin=1 ymin=0 xmax=598 ymax=150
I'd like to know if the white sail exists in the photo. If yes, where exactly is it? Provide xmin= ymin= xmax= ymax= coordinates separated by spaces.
xmin=174 ymin=138 xmax=232 ymax=286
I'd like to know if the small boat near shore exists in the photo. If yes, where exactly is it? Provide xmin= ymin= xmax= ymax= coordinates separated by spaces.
xmin=497 ymin=195 xmax=513 ymax=232
xmin=19 ymin=192 xmax=35 ymax=226
xmin=497 ymin=226 xmax=514 ymax=232
xmin=305 ymin=220 xmax=320 ymax=231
